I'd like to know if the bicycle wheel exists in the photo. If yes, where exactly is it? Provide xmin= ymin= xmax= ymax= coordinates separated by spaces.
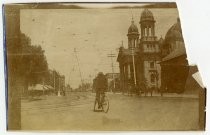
xmin=102 ymin=96 xmax=109 ymax=113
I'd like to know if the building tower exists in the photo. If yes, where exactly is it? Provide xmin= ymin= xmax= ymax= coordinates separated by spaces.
xmin=127 ymin=17 xmax=139 ymax=49
xmin=140 ymin=8 xmax=156 ymax=39
xmin=117 ymin=17 xmax=140 ymax=93
xmin=127 ymin=17 xmax=139 ymax=86
xmin=139 ymin=9 xmax=161 ymax=89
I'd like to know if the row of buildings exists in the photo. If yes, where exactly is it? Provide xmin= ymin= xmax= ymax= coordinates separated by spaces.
xmin=117 ymin=8 xmax=196 ymax=94
xmin=26 ymin=70 xmax=66 ymax=96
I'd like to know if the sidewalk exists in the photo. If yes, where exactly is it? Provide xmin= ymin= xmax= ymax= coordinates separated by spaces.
xmin=152 ymin=92 xmax=199 ymax=99
xmin=107 ymin=91 xmax=199 ymax=99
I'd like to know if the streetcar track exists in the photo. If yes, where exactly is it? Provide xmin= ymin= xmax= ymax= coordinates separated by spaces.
xmin=21 ymin=95 xmax=89 ymax=106
xmin=21 ymin=100 xmax=93 ymax=111
xmin=21 ymin=101 xmax=94 ymax=115
xmin=21 ymin=99 xmax=93 ymax=111
xmin=21 ymin=95 xmax=95 ymax=111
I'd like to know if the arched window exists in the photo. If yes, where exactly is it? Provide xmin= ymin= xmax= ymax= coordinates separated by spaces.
xmin=133 ymin=40 xmax=135 ymax=48
xmin=145 ymin=28 xmax=147 ymax=36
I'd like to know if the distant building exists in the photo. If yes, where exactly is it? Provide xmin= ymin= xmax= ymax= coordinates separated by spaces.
xmin=50 ymin=70 xmax=65 ymax=95
xmin=60 ymin=75 xmax=65 ymax=90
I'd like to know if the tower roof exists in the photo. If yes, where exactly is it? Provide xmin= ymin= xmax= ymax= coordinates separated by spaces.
xmin=165 ymin=18 xmax=183 ymax=42
xmin=140 ymin=8 xmax=155 ymax=22
xmin=128 ymin=19 xmax=139 ymax=34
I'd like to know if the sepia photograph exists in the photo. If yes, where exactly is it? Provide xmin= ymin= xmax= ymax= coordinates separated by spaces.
xmin=3 ymin=2 xmax=206 ymax=131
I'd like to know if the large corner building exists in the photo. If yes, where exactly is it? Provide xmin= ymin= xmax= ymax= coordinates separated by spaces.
xmin=117 ymin=8 xmax=189 ymax=93
xmin=117 ymin=9 xmax=162 ymax=92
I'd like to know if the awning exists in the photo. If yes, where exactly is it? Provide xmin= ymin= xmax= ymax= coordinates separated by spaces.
xmin=28 ymin=84 xmax=54 ymax=91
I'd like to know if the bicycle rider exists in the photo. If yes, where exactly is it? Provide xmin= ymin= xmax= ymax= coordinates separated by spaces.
xmin=95 ymin=72 xmax=108 ymax=108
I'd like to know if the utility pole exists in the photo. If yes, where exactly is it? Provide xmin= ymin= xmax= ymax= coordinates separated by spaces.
xmin=74 ymin=48 xmax=84 ymax=85
xmin=107 ymin=51 xmax=116 ymax=92
xmin=94 ymin=68 xmax=98 ymax=77
xmin=42 ymin=77 xmax=45 ymax=96
xmin=67 ymin=75 xmax=71 ymax=92
xmin=154 ymin=45 xmax=159 ymax=92
xmin=67 ymin=68 xmax=73 ymax=91
xmin=58 ymin=76 xmax=61 ymax=96
xmin=131 ymin=47 xmax=137 ymax=86
xmin=89 ymin=75 xmax=92 ymax=84
xmin=53 ymin=70 xmax=56 ymax=94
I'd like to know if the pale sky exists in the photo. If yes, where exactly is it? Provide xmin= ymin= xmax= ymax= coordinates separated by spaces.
xmin=20 ymin=6 xmax=179 ymax=88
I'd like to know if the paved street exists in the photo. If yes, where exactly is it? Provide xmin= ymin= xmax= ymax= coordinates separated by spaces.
xmin=21 ymin=91 xmax=199 ymax=131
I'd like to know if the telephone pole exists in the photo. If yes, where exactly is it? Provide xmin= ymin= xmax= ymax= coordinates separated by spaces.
xmin=107 ymin=51 xmax=116 ymax=92
xmin=131 ymin=47 xmax=137 ymax=86
xmin=53 ymin=69 xmax=56 ymax=94
xmin=58 ymin=77 xmax=61 ymax=96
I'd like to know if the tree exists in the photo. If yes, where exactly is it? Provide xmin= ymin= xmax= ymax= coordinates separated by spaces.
xmin=14 ymin=33 xmax=49 ymax=94
xmin=27 ymin=45 xmax=48 ymax=85
xmin=66 ymin=84 xmax=72 ymax=91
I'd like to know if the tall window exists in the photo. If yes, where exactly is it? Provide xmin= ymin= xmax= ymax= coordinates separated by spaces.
xmin=144 ymin=28 xmax=147 ymax=36
xmin=132 ymin=40 xmax=135 ymax=48
xmin=150 ymin=62 xmax=154 ymax=68
xmin=148 ymin=27 xmax=150 ymax=36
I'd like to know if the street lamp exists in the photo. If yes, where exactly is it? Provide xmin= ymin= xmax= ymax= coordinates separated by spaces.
xmin=154 ymin=44 xmax=159 ymax=93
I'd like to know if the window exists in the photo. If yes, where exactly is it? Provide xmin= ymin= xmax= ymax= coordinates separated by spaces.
xmin=144 ymin=28 xmax=147 ymax=36
xmin=150 ymin=62 xmax=154 ymax=68
xmin=132 ymin=40 xmax=135 ymax=48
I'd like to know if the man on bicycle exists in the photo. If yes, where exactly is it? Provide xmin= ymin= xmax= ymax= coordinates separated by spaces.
xmin=95 ymin=72 xmax=108 ymax=108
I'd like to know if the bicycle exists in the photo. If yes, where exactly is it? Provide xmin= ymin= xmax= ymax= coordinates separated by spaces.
xmin=94 ymin=92 xmax=109 ymax=113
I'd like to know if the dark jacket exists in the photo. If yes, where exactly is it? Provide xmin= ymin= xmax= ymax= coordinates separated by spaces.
xmin=95 ymin=74 xmax=108 ymax=92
